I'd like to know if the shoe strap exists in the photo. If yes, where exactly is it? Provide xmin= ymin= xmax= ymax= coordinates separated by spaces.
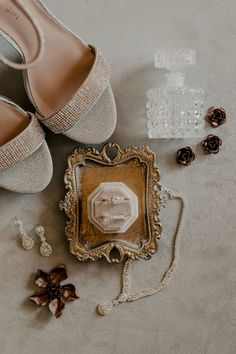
xmin=37 ymin=46 xmax=111 ymax=134
xmin=0 ymin=108 xmax=45 ymax=171
xmin=0 ymin=0 xmax=45 ymax=70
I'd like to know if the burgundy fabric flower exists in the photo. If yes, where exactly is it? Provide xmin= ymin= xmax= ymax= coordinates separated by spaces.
xmin=206 ymin=107 xmax=226 ymax=128
xmin=176 ymin=147 xmax=195 ymax=166
xmin=30 ymin=264 xmax=79 ymax=318
xmin=202 ymin=134 xmax=222 ymax=154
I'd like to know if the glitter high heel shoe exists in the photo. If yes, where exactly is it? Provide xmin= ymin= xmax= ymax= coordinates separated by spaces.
xmin=0 ymin=96 xmax=52 ymax=193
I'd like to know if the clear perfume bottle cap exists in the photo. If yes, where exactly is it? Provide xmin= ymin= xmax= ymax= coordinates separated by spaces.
xmin=154 ymin=48 xmax=196 ymax=72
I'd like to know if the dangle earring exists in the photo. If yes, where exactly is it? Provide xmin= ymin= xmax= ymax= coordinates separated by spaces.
xmin=14 ymin=218 xmax=35 ymax=250
xmin=35 ymin=225 xmax=53 ymax=257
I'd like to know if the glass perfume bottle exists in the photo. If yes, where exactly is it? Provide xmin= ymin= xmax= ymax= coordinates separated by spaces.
xmin=146 ymin=48 xmax=205 ymax=138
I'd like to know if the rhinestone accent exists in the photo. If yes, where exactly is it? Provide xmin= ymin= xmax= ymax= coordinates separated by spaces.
xmin=21 ymin=234 xmax=34 ymax=250
xmin=40 ymin=241 xmax=52 ymax=257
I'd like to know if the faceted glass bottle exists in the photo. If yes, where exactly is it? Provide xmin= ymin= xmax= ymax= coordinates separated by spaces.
xmin=146 ymin=48 xmax=205 ymax=139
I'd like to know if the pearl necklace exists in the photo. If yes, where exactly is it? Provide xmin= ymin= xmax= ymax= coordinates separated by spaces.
xmin=97 ymin=187 xmax=186 ymax=315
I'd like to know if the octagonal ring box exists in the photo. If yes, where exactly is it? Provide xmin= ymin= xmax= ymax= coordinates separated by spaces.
xmin=60 ymin=143 xmax=162 ymax=263
xmin=88 ymin=182 xmax=138 ymax=234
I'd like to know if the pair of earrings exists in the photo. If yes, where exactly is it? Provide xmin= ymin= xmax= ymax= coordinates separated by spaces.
xmin=14 ymin=218 xmax=53 ymax=257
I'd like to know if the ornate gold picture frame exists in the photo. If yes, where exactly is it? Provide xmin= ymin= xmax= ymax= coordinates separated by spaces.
xmin=60 ymin=143 xmax=162 ymax=263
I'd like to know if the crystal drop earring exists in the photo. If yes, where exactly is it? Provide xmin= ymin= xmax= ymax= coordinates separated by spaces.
xmin=35 ymin=225 xmax=53 ymax=257
xmin=14 ymin=218 xmax=35 ymax=250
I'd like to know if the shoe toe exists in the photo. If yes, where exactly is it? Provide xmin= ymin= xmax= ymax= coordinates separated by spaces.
xmin=64 ymin=83 xmax=117 ymax=144
xmin=0 ymin=141 xmax=53 ymax=194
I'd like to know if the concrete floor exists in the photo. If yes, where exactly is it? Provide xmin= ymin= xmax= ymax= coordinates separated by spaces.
xmin=0 ymin=1 xmax=235 ymax=353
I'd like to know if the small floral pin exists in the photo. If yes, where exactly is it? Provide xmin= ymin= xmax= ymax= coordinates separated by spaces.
xmin=176 ymin=147 xmax=195 ymax=166
xmin=30 ymin=264 xmax=79 ymax=318
xmin=202 ymin=134 xmax=222 ymax=154
xmin=206 ymin=107 xmax=226 ymax=128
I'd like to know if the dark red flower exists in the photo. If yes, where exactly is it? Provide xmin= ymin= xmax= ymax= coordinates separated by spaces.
xmin=202 ymin=134 xmax=222 ymax=154
xmin=30 ymin=264 xmax=79 ymax=318
xmin=206 ymin=107 xmax=226 ymax=128
xmin=176 ymin=147 xmax=195 ymax=166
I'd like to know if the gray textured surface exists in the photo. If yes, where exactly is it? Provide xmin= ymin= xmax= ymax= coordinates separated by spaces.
xmin=0 ymin=0 xmax=236 ymax=353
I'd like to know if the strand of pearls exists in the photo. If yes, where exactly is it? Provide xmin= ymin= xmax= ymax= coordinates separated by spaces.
xmin=97 ymin=187 xmax=186 ymax=315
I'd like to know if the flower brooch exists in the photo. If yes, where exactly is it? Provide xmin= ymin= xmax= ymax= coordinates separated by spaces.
xmin=30 ymin=264 xmax=79 ymax=318
xmin=206 ymin=107 xmax=226 ymax=128
xmin=176 ymin=147 xmax=195 ymax=166
xmin=202 ymin=134 xmax=222 ymax=154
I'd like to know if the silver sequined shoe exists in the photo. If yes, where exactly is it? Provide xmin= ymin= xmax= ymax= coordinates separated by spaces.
xmin=0 ymin=96 xmax=52 ymax=193
xmin=0 ymin=0 xmax=117 ymax=144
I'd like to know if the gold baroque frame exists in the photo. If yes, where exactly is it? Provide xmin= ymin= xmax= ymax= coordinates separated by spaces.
xmin=59 ymin=143 xmax=162 ymax=263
